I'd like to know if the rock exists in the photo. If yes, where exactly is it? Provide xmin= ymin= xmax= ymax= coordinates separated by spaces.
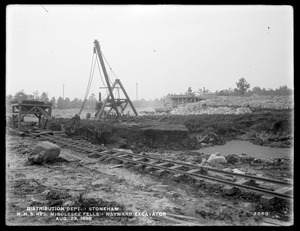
xmin=214 ymin=152 xmax=221 ymax=156
xmin=41 ymin=189 xmax=51 ymax=195
xmin=200 ymin=142 xmax=209 ymax=147
xmin=28 ymin=141 xmax=60 ymax=164
xmin=252 ymin=158 xmax=263 ymax=164
xmin=218 ymin=214 xmax=225 ymax=220
xmin=232 ymin=169 xmax=245 ymax=175
xmin=115 ymin=148 xmax=133 ymax=154
xmin=246 ymin=212 xmax=252 ymax=217
xmin=226 ymin=154 xmax=239 ymax=164
xmin=28 ymin=155 xmax=44 ymax=164
xmin=207 ymin=154 xmax=227 ymax=166
xmin=63 ymin=200 xmax=74 ymax=206
xmin=195 ymin=209 xmax=207 ymax=218
xmin=91 ymin=179 xmax=103 ymax=187
xmin=223 ymin=186 xmax=239 ymax=195
xmin=199 ymin=158 xmax=207 ymax=166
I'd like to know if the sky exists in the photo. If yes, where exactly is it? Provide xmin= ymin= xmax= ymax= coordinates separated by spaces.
xmin=6 ymin=5 xmax=293 ymax=101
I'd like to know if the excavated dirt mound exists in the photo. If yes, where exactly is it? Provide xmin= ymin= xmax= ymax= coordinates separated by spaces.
xmin=48 ymin=111 xmax=292 ymax=151
xmin=171 ymin=96 xmax=293 ymax=115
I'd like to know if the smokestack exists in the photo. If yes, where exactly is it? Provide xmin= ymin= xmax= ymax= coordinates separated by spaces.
xmin=99 ymin=92 xmax=101 ymax=102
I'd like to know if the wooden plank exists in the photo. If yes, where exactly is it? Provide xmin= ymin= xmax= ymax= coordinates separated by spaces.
xmin=169 ymin=165 xmax=183 ymax=170
xmin=235 ymin=179 xmax=256 ymax=186
xmin=36 ymin=106 xmax=51 ymax=119
xmin=155 ymin=162 xmax=170 ymax=167
xmin=187 ymin=169 xmax=201 ymax=174
xmin=261 ymin=186 xmax=293 ymax=205
xmin=20 ymin=105 xmax=37 ymax=121
xmin=115 ymin=154 xmax=129 ymax=158
xmin=167 ymin=213 xmax=202 ymax=222
xmin=11 ymin=103 xmax=51 ymax=107
xmin=109 ymin=164 xmax=124 ymax=169
xmin=275 ymin=187 xmax=293 ymax=195
xmin=151 ymin=215 xmax=202 ymax=225
xmin=132 ymin=157 xmax=146 ymax=161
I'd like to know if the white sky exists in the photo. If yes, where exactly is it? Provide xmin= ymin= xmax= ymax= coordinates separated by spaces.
xmin=6 ymin=5 xmax=293 ymax=100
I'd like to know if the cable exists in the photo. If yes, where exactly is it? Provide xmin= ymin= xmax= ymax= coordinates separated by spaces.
xmin=101 ymin=50 xmax=117 ymax=83
xmin=95 ymin=56 xmax=109 ymax=101
xmin=86 ymin=56 xmax=96 ymax=98
xmin=95 ymin=56 xmax=107 ymax=88
xmin=84 ymin=52 xmax=95 ymax=100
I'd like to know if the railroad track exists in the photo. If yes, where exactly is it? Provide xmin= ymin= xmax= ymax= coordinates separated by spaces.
xmin=26 ymin=132 xmax=293 ymax=201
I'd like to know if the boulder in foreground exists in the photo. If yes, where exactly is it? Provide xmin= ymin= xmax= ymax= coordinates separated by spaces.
xmin=28 ymin=141 xmax=60 ymax=164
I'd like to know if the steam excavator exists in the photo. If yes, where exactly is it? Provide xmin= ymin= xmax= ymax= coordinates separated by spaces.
xmin=63 ymin=39 xmax=138 ymax=133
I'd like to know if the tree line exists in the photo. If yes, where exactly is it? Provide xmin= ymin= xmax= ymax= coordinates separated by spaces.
xmin=215 ymin=78 xmax=293 ymax=96
xmin=6 ymin=78 xmax=293 ymax=110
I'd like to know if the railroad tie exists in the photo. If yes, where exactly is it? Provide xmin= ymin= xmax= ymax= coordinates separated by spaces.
xmin=260 ymin=187 xmax=293 ymax=205
xmin=169 ymin=165 xmax=183 ymax=170
xmin=155 ymin=162 xmax=170 ymax=167
xmin=115 ymin=154 xmax=129 ymax=158
xmin=144 ymin=161 xmax=160 ymax=171
xmin=222 ymin=179 xmax=256 ymax=196
xmin=132 ymin=157 xmax=146 ymax=161
xmin=186 ymin=169 xmax=201 ymax=174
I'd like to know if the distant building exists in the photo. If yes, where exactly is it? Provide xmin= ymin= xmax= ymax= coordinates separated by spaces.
xmin=167 ymin=93 xmax=217 ymax=108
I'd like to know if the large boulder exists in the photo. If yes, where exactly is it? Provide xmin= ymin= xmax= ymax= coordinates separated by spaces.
xmin=28 ymin=141 xmax=60 ymax=164
xmin=207 ymin=153 xmax=227 ymax=166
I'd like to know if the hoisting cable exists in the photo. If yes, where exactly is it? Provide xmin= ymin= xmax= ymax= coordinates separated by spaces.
xmin=95 ymin=56 xmax=110 ymax=105
xmin=78 ymin=51 xmax=96 ymax=116
xmin=101 ymin=50 xmax=117 ymax=84
xmin=95 ymin=55 xmax=108 ymax=91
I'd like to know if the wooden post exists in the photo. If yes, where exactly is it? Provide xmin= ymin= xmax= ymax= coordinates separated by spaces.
xmin=96 ymin=80 xmax=118 ymax=119
xmin=12 ymin=105 xmax=15 ymax=129
xmin=18 ymin=104 xmax=22 ymax=130
xmin=38 ymin=114 xmax=41 ymax=127
xmin=116 ymin=79 xmax=138 ymax=116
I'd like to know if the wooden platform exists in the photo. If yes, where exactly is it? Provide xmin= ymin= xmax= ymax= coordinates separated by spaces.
xmin=11 ymin=100 xmax=52 ymax=130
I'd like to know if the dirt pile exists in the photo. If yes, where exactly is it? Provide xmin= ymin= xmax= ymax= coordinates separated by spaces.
xmin=171 ymin=96 xmax=293 ymax=115
xmin=172 ymin=105 xmax=252 ymax=115
xmin=46 ymin=110 xmax=292 ymax=151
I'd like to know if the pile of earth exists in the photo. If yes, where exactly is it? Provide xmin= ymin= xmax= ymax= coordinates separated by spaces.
xmin=47 ymin=110 xmax=292 ymax=150
xmin=171 ymin=95 xmax=293 ymax=115
xmin=172 ymin=105 xmax=252 ymax=115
